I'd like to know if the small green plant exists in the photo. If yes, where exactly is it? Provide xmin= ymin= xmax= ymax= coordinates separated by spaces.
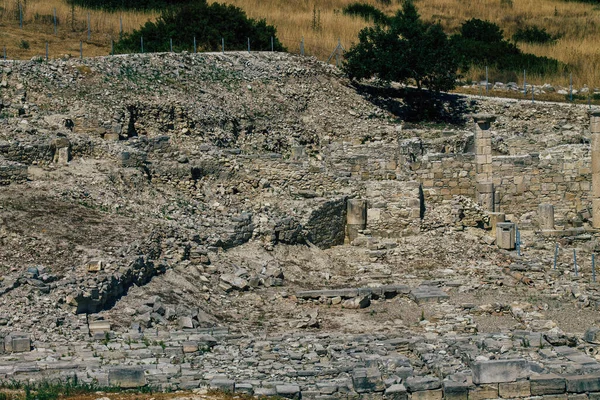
xmin=101 ymin=331 xmax=110 ymax=346
xmin=18 ymin=40 xmax=29 ymax=50
xmin=521 ymin=337 xmax=530 ymax=348
xmin=420 ymin=309 xmax=425 ymax=321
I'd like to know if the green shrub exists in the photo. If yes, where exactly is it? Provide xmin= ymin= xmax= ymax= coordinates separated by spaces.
xmin=114 ymin=0 xmax=285 ymax=53
xmin=342 ymin=3 xmax=389 ymax=25
xmin=513 ymin=26 xmax=557 ymax=44
xmin=451 ymin=19 xmax=560 ymax=75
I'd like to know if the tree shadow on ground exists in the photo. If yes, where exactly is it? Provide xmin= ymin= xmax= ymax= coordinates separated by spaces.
xmin=352 ymin=83 xmax=475 ymax=126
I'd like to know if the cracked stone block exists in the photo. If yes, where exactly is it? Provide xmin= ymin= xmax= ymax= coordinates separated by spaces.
xmin=472 ymin=359 xmax=529 ymax=384
xmin=468 ymin=384 xmax=499 ymax=400
xmin=108 ymin=367 xmax=146 ymax=388
xmin=530 ymin=374 xmax=566 ymax=395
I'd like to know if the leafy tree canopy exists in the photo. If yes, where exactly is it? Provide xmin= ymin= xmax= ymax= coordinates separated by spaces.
xmin=343 ymin=0 xmax=459 ymax=92
xmin=114 ymin=1 xmax=285 ymax=53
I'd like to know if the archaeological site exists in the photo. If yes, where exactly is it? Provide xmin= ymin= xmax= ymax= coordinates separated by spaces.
xmin=1 ymin=51 xmax=600 ymax=399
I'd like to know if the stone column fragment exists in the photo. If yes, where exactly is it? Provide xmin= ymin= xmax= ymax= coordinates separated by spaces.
xmin=591 ymin=110 xmax=600 ymax=228
xmin=473 ymin=114 xmax=496 ymax=211
xmin=346 ymin=199 xmax=367 ymax=242
xmin=538 ymin=203 xmax=555 ymax=230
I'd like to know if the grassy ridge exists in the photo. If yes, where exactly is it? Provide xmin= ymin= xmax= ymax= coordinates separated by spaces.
xmin=0 ymin=0 xmax=599 ymax=88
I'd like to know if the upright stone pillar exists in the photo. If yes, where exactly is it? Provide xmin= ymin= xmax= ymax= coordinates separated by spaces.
xmin=538 ymin=203 xmax=555 ymax=230
xmin=346 ymin=199 xmax=367 ymax=242
xmin=473 ymin=114 xmax=496 ymax=211
xmin=52 ymin=137 xmax=71 ymax=165
xmin=591 ymin=110 xmax=600 ymax=229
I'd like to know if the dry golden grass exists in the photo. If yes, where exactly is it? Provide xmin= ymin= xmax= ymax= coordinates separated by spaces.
xmin=1 ymin=0 xmax=600 ymax=87
xmin=0 ymin=0 xmax=157 ymax=59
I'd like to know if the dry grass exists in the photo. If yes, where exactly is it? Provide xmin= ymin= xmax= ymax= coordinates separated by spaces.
xmin=1 ymin=0 xmax=600 ymax=87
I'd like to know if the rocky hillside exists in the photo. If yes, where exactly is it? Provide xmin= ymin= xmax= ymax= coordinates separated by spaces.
xmin=1 ymin=51 xmax=600 ymax=395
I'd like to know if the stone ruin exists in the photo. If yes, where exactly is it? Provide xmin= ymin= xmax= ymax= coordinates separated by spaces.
xmin=0 ymin=52 xmax=600 ymax=399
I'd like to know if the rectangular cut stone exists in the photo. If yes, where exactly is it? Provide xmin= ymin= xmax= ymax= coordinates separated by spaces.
xmin=11 ymin=337 xmax=31 ymax=353
xmin=499 ymin=380 xmax=530 ymax=398
xmin=296 ymin=289 xmax=359 ymax=299
xmin=386 ymin=384 xmax=408 ymax=400
xmin=472 ymin=359 xmax=529 ymax=384
xmin=468 ymin=384 xmax=499 ymax=400
xmin=210 ymin=379 xmax=235 ymax=392
xmin=108 ymin=368 xmax=146 ymax=388
xmin=531 ymin=374 xmax=566 ymax=395
xmin=569 ymin=395 xmax=589 ymax=400
xmin=276 ymin=385 xmax=301 ymax=399
xmin=442 ymin=381 xmax=469 ymax=400
xmin=566 ymin=375 xmax=600 ymax=393
xmin=352 ymin=368 xmax=385 ymax=393
xmin=410 ymin=389 xmax=442 ymax=400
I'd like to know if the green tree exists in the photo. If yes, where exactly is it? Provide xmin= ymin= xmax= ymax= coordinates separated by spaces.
xmin=114 ymin=1 xmax=285 ymax=53
xmin=343 ymin=0 xmax=458 ymax=92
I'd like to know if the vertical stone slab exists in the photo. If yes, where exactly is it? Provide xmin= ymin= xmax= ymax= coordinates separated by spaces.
xmin=496 ymin=222 xmax=516 ymax=250
xmin=52 ymin=137 xmax=71 ymax=165
xmin=538 ymin=203 xmax=555 ymax=230
xmin=488 ymin=212 xmax=506 ymax=237
xmin=473 ymin=114 xmax=496 ymax=211
xmin=346 ymin=199 xmax=367 ymax=242
xmin=591 ymin=110 xmax=600 ymax=228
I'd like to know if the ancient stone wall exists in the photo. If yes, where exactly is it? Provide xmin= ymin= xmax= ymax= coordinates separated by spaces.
xmin=0 ymin=159 xmax=27 ymax=185
xmin=366 ymin=181 xmax=422 ymax=238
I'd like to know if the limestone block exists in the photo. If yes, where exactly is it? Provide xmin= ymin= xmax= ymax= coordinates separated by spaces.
xmin=593 ymin=199 xmax=600 ymax=229
xmin=468 ymin=384 xmax=498 ymax=400
xmin=406 ymin=376 xmax=441 ymax=392
xmin=352 ymin=368 xmax=385 ymax=393
xmin=88 ymin=320 xmax=111 ymax=335
xmin=472 ymin=359 xmax=529 ymax=384
xmin=235 ymin=383 xmax=254 ymax=394
xmin=10 ymin=337 xmax=31 ymax=352
xmin=584 ymin=327 xmax=600 ymax=344
xmin=538 ymin=204 xmax=555 ymax=230
xmin=385 ymin=384 xmax=408 ymax=400
xmin=410 ymin=389 xmax=442 ymax=400
xmin=566 ymin=375 xmax=600 ymax=393
xmin=496 ymin=222 xmax=516 ymax=250
xmin=210 ymin=378 xmax=235 ymax=392
xmin=487 ymin=212 xmax=505 ymax=237
xmin=499 ymin=380 xmax=530 ymax=398
xmin=530 ymin=374 xmax=566 ymax=395
xmin=442 ymin=380 xmax=469 ymax=400
xmin=276 ymin=385 xmax=301 ymax=399
xmin=108 ymin=367 xmax=146 ymax=388
xmin=87 ymin=259 xmax=104 ymax=273
xmin=347 ymin=199 xmax=367 ymax=225
xmin=182 ymin=341 xmax=198 ymax=353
